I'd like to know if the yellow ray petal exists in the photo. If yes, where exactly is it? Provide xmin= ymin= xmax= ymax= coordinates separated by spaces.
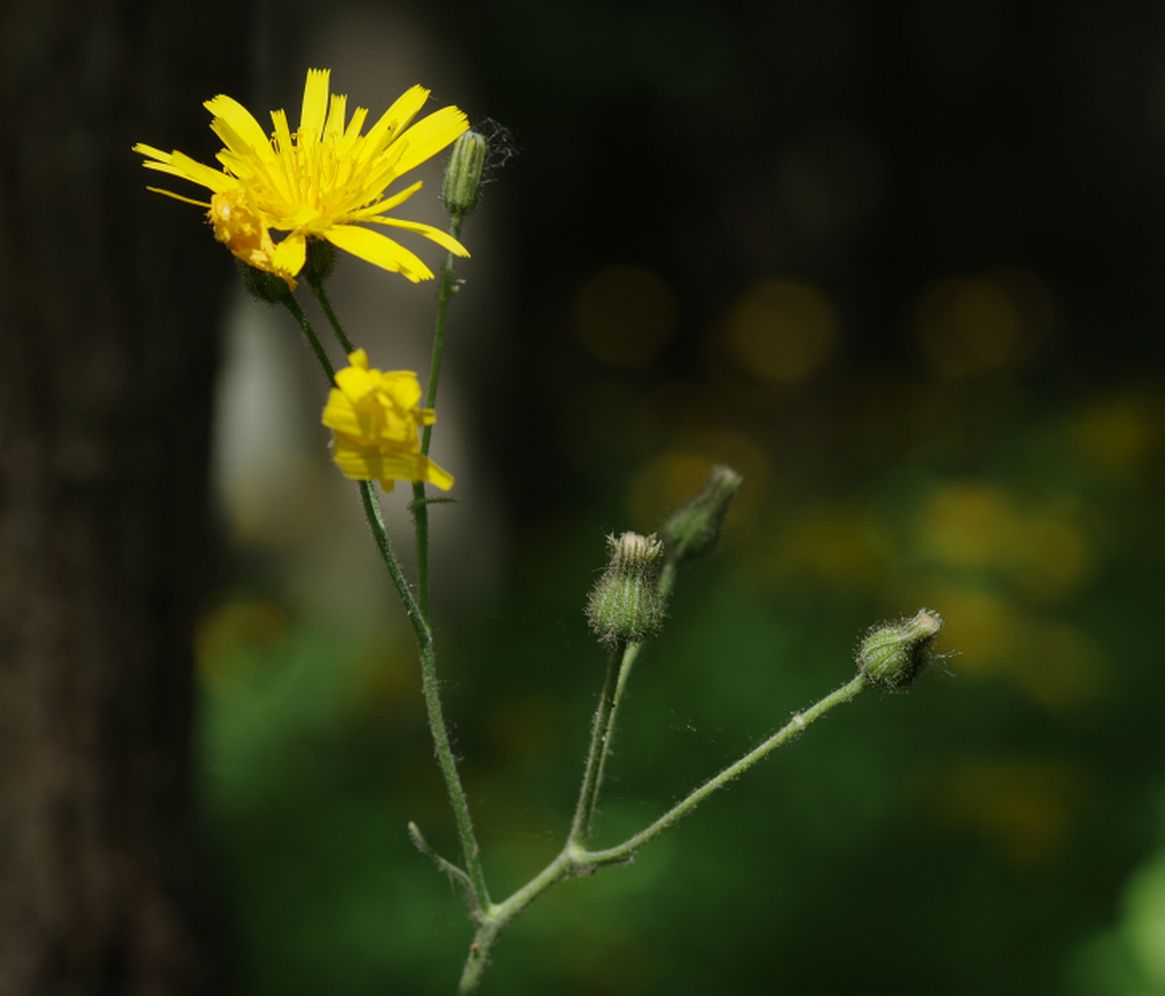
xmin=350 ymin=180 xmax=424 ymax=218
xmin=324 ymin=93 xmax=348 ymax=140
xmin=324 ymin=224 xmax=433 ymax=281
xmin=141 ymin=150 xmax=234 ymax=193
xmin=272 ymin=233 xmax=307 ymax=278
xmin=205 ymin=94 xmax=273 ymax=160
xmin=424 ymin=458 xmax=454 ymax=491
xmin=332 ymin=446 xmax=453 ymax=491
xmin=367 ymin=216 xmax=469 ymax=256
xmin=359 ymin=84 xmax=430 ymax=161
xmin=144 ymin=186 xmax=211 ymax=208
xmin=133 ymin=142 xmax=174 ymax=162
xmin=392 ymin=106 xmax=469 ymax=176
xmin=299 ymin=68 xmax=331 ymax=144
xmin=338 ymin=106 xmax=369 ymax=155
xmin=376 ymin=370 xmax=424 ymax=410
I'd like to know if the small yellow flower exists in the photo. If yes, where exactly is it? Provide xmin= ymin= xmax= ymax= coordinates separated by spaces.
xmin=134 ymin=68 xmax=469 ymax=287
xmin=322 ymin=349 xmax=453 ymax=492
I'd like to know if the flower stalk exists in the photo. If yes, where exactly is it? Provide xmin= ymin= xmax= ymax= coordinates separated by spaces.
xmin=136 ymin=75 xmax=950 ymax=996
xmin=455 ymin=668 xmax=872 ymax=993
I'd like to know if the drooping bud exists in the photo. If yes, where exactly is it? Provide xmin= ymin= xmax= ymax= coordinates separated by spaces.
xmin=659 ymin=464 xmax=743 ymax=564
xmin=442 ymin=130 xmax=487 ymax=219
xmin=858 ymin=609 xmax=943 ymax=691
xmin=586 ymin=532 xmax=666 ymax=646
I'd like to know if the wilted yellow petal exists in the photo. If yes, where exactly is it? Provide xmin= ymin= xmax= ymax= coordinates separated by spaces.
xmin=322 ymin=353 xmax=454 ymax=492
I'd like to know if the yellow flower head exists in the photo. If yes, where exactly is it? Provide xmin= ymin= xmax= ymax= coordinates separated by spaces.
xmin=134 ymin=68 xmax=469 ymax=287
xmin=322 ymin=349 xmax=453 ymax=492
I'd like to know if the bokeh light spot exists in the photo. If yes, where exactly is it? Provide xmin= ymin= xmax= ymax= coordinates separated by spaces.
xmin=918 ymin=483 xmax=1020 ymax=570
xmin=725 ymin=279 xmax=838 ymax=383
xmin=914 ymin=277 xmax=1029 ymax=376
xmin=572 ymin=264 xmax=679 ymax=366
xmin=771 ymin=506 xmax=888 ymax=590
xmin=925 ymin=583 xmax=1105 ymax=710
xmin=628 ymin=430 xmax=769 ymax=534
xmin=917 ymin=483 xmax=1092 ymax=600
xmin=1071 ymin=394 xmax=1163 ymax=481
xmin=195 ymin=598 xmax=288 ymax=685
xmin=932 ymin=758 xmax=1085 ymax=867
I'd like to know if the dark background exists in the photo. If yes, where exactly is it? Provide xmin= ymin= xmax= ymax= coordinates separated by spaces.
xmin=4 ymin=2 xmax=1164 ymax=995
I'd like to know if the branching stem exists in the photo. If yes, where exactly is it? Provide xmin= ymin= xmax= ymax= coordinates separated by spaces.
xmin=456 ymin=670 xmax=869 ymax=992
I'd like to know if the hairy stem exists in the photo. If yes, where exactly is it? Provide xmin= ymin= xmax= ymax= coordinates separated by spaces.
xmin=410 ymin=218 xmax=464 ymax=619
xmin=283 ymin=295 xmax=335 ymax=382
xmin=357 ymin=482 xmax=490 ymax=908
xmin=456 ymin=670 xmax=869 ymax=992
xmin=308 ymin=277 xmax=355 ymax=355
xmin=569 ymin=647 xmax=622 ymax=844
xmin=585 ymin=673 xmax=868 ymax=865
xmin=287 ymin=290 xmax=489 ymax=911
xmin=588 ymin=559 xmax=678 ymax=831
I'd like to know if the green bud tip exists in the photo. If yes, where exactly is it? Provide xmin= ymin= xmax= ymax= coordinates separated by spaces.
xmin=586 ymin=532 xmax=666 ymax=647
xmin=858 ymin=608 xmax=943 ymax=691
xmin=442 ymin=130 xmax=487 ymax=219
xmin=659 ymin=464 xmax=743 ymax=563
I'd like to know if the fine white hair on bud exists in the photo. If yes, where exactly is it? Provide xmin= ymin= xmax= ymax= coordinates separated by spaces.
xmin=585 ymin=532 xmax=665 ymax=647
xmin=858 ymin=609 xmax=943 ymax=691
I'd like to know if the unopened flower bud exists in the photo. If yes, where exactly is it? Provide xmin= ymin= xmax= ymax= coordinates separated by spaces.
xmin=586 ymin=532 xmax=665 ymax=646
xmin=858 ymin=609 xmax=943 ymax=691
xmin=442 ymin=131 xmax=487 ymax=219
xmin=659 ymin=465 xmax=743 ymax=563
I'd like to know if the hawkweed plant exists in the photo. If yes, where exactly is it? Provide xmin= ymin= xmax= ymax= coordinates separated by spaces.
xmin=136 ymin=69 xmax=948 ymax=994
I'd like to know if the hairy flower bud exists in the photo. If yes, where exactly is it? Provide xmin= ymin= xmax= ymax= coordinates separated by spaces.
xmin=239 ymin=260 xmax=293 ymax=304
xmin=659 ymin=464 xmax=743 ymax=563
xmin=858 ymin=609 xmax=943 ymax=691
xmin=586 ymin=532 xmax=665 ymax=646
xmin=442 ymin=130 xmax=487 ymax=219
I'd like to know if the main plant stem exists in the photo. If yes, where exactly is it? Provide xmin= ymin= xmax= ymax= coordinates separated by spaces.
xmin=285 ymin=293 xmax=490 ymax=909
xmin=357 ymin=482 xmax=490 ymax=907
xmin=457 ymin=671 xmax=869 ymax=992
xmin=412 ymin=218 xmax=463 ymax=618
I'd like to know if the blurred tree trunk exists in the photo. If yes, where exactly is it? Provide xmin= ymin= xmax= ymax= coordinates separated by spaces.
xmin=0 ymin=4 xmax=249 ymax=994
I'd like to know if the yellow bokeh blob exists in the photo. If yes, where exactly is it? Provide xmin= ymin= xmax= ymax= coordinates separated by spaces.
xmin=932 ymin=757 xmax=1085 ymax=867
xmin=1071 ymin=394 xmax=1163 ymax=480
xmin=194 ymin=598 xmax=288 ymax=684
xmin=914 ymin=278 xmax=1026 ymax=376
xmin=572 ymin=264 xmax=679 ymax=366
xmin=725 ymin=279 xmax=838 ymax=383
xmin=773 ymin=506 xmax=888 ymax=589
xmin=923 ymin=582 xmax=1105 ymax=711
xmin=917 ymin=482 xmax=1092 ymax=601
xmin=627 ymin=430 xmax=769 ymax=534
